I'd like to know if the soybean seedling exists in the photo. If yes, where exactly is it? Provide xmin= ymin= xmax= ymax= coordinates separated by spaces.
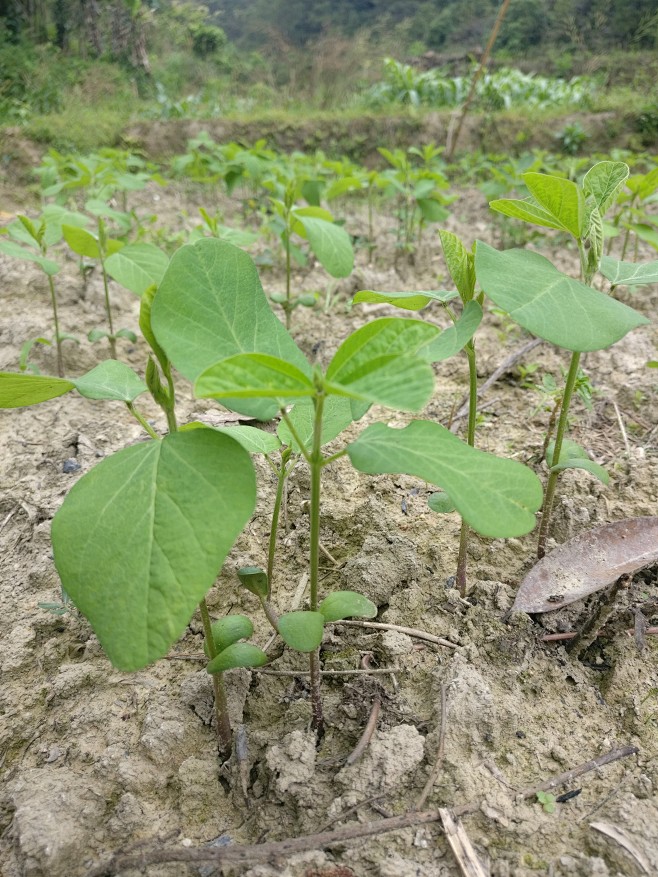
xmin=353 ymin=229 xmax=484 ymax=595
xmin=264 ymin=180 xmax=354 ymax=328
xmin=0 ymin=206 xmax=89 ymax=376
xmin=479 ymin=161 xmax=650 ymax=556
xmin=0 ymin=286 xmax=260 ymax=756
xmin=150 ymin=238 xmax=543 ymax=734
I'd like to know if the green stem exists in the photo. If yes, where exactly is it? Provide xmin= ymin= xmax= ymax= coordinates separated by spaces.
xmin=537 ymin=350 xmax=581 ymax=559
xmin=308 ymin=389 xmax=326 ymax=735
xmin=267 ymin=449 xmax=291 ymax=596
xmin=126 ymin=402 xmax=160 ymax=440
xmin=455 ymin=342 xmax=478 ymax=596
xmin=199 ymin=598 xmax=232 ymax=754
xmin=259 ymin=596 xmax=280 ymax=633
xmin=279 ymin=409 xmax=311 ymax=463
xmin=163 ymin=364 xmax=178 ymax=433
xmin=100 ymin=258 xmax=117 ymax=359
xmin=285 ymin=224 xmax=292 ymax=331
xmin=47 ymin=273 xmax=64 ymax=378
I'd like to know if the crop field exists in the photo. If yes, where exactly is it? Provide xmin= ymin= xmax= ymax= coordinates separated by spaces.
xmin=1 ymin=10 xmax=658 ymax=872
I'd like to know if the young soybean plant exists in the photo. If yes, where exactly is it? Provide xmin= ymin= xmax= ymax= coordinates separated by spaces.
xmin=0 ymin=294 xmax=263 ymax=756
xmin=478 ymin=161 xmax=650 ymax=557
xmin=354 ymin=229 xmax=484 ymax=595
xmin=150 ymin=238 xmax=543 ymax=734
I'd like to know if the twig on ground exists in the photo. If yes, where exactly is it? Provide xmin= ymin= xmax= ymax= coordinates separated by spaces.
xmin=334 ymin=619 xmax=458 ymax=649
xmin=415 ymin=683 xmax=448 ymax=810
xmin=611 ymin=401 xmax=631 ymax=457
xmin=541 ymin=627 xmax=658 ymax=642
xmin=317 ymin=794 xmax=390 ymax=833
xmin=516 ymin=745 xmax=639 ymax=801
xmin=439 ymin=808 xmax=490 ymax=877
xmin=87 ymin=744 xmax=638 ymax=876
xmin=255 ymin=668 xmax=401 ymax=677
xmin=450 ymin=337 xmax=544 ymax=430
xmin=346 ymin=695 xmax=381 ymax=766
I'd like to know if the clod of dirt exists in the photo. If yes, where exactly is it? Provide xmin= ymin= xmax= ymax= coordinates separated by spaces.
xmin=340 ymin=535 xmax=421 ymax=605
xmin=336 ymin=724 xmax=425 ymax=795
xmin=266 ymin=729 xmax=317 ymax=804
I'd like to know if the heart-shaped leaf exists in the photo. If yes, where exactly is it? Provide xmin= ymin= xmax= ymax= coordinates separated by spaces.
xmin=475 ymin=243 xmax=649 ymax=351
xmin=347 ymin=420 xmax=542 ymax=538
xmin=512 ymin=517 xmax=658 ymax=613
xmin=151 ymin=239 xmax=309 ymax=419
xmin=73 ymin=360 xmax=148 ymax=403
xmin=51 ymin=429 xmax=256 ymax=670
xmin=105 ymin=243 xmax=169 ymax=296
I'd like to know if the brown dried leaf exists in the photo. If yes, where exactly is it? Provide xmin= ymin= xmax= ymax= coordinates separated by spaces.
xmin=513 ymin=517 xmax=658 ymax=614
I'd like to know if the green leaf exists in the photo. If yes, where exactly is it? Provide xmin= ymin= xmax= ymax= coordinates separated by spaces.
xmin=475 ymin=243 xmax=649 ymax=351
xmin=296 ymin=215 xmax=354 ymax=278
xmin=489 ymin=198 xmax=571 ymax=233
xmin=347 ymin=421 xmax=543 ymax=538
xmin=418 ymin=301 xmax=482 ymax=362
xmin=428 ymin=490 xmax=456 ymax=514
xmin=327 ymin=318 xmax=439 ymax=384
xmin=599 ymin=255 xmax=658 ymax=287
xmin=522 ymin=172 xmax=585 ymax=238
xmin=88 ymin=328 xmax=108 ymax=342
xmin=204 ymin=615 xmax=254 ymax=656
xmin=546 ymin=439 xmax=608 ymax=484
xmin=51 ymin=429 xmax=256 ymax=671
xmin=105 ymin=243 xmax=169 ymax=296
xmin=63 ymin=225 xmax=100 ymax=259
xmin=196 ymin=353 xmax=314 ymax=401
xmin=150 ymin=239 xmax=309 ymax=419
xmin=278 ymin=611 xmax=325 ymax=653
xmin=207 ymin=642 xmax=268 ymax=673
xmin=627 ymin=222 xmax=658 ymax=251
xmin=187 ymin=424 xmax=282 ymax=455
xmin=318 ymin=591 xmax=377 ymax=622
xmin=328 ymin=355 xmax=435 ymax=413
xmin=353 ymin=288 xmax=458 ymax=310
xmin=237 ymin=566 xmax=269 ymax=597
xmin=0 ymin=372 xmax=75 ymax=407
xmin=582 ymin=161 xmax=629 ymax=217
xmin=72 ymin=360 xmax=148 ymax=403
xmin=41 ymin=204 xmax=90 ymax=247
xmin=277 ymin=395 xmax=353 ymax=451
xmin=439 ymin=230 xmax=475 ymax=301
xmin=0 ymin=239 xmax=60 ymax=275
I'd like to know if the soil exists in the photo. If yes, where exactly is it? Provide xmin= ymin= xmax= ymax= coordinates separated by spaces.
xmin=0 ymin=169 xmax=657 ymax=877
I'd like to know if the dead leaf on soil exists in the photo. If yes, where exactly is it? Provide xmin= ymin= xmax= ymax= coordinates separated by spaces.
xmin=512 ymin=517 xmax=658 ymax=614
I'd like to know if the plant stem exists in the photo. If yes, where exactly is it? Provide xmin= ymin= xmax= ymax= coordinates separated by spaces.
xmin=199 ymin=597 xmax=232 ymax=754
xmin=285 ymin=227 xmax=292 ymax=331
xmin=267 ymin=449 xmax=290 ymax=596
xmin=455 ymin=341 xmax=477 ymax=596
xmin=308 ymin=389 xmax=326 ymax=735
xmin=537 ymin=350 xmax=581 ymax=559
xmin=126 ymin=402 xmax=160 ymax=440
xmin=47 ymin=274 xmax=64 ymax=377
xmin=163 ymin=365 xmax=178 ymax=433
xmin=99 ymin=257 xmax=117 ymax=359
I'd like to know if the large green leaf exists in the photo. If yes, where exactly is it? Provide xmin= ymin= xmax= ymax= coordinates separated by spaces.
xmin=353 ymin=288 xmax=458 ymax=310
xmin=296 ymin=215 xmax=354 ymax=278
xmin=347 ymin=420 xmax=542 ymax=538
xmin=582 ymin=161 xmax=629 ymax=217
xmin=599 ymin=255 xmax=658 ymax=287
xmin=328 ymin=355 xmax=435 ymax=412
xmin=196 ymin=353 xmax=315 ymax=401
xmin=73 ymin=360 xmax=148 ymax=403
xmin=489 ymin=198 xmax=570 ymax=233
xmin=475 ymin=243 xmax=648 ymax=351
xmin=51 ymin=429 xmax=256 ymax=671
xmin=105 ymin=243 xmax=169 ymax=296
xmin=418 ymin=301 xmax=482 ymax=363
xmin=0 ymin=372 xmax=74 ymax=407
xmin=184 ymin=424 xmax=282 ymax=455
xmin=150 ymin=239 xmax=309 ymax=419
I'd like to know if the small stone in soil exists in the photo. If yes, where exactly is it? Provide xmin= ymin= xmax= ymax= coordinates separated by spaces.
xmin=62 ymin=458 xmax=81 ymax=473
